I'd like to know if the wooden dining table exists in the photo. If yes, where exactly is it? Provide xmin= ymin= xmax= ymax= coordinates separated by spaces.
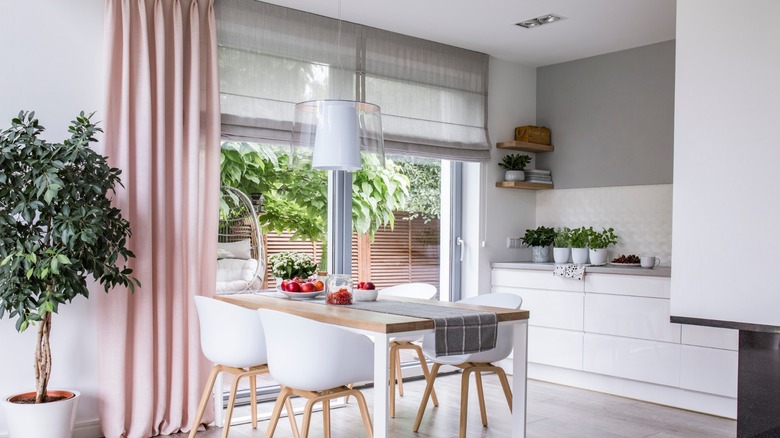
xmin=216 ymin=292 xmax=530 ymax=438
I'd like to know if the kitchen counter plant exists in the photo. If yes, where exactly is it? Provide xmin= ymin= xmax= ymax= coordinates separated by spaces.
xmin=0 ymin=112 xmax=138 ymax=438
xmin=586 ymin=227 xmax=618 ymax=266
xmin=553 ymin=227 xmax=572 ymax=264
xmin=498 ymin=153 xmax=532 ymax=182
xmin=521 ymin=226 xmax=556 ymax=262
xmin=569 ymin=226 xmax=590 ymax=264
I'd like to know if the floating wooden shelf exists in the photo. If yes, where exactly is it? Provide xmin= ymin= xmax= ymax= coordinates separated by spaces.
xmin=495 ymin=181 xmax=554 ymax=190
xmin=496 ymin=140 xmax=554 ymax=153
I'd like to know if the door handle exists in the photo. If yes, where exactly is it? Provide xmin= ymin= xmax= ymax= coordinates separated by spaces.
xmin=456 ymin=237 xmax=464 ymax=262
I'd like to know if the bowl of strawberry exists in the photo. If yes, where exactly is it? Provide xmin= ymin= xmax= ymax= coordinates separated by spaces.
xmin=353 ymin=281 xmax=378 ymax=302
xmin=277 ymin=276 xmax=326 ymax=299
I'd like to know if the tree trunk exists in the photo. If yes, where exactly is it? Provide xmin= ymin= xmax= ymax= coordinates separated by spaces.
xmin=34 ymin=311 xmax=52 ymax=403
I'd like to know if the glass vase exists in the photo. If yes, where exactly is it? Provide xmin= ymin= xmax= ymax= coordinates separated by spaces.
xmin=325 ymin=274 xmax=353 ymax=305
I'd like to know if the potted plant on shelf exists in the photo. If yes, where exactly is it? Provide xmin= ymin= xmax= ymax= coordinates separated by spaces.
xmin=498 ymin=154 xmax=532 ymax=182
xmin=0 ymin=111 xmax=138 ymax=438
xmin=553 ymin=227 xmax=572 ymax=264
xmin=586 ymin=227 xmax=618 ymax=266
xmin=569 ymin=226 xmax=590 ymax=264
xmin=520 ymin=226 xmax=556 ymax=263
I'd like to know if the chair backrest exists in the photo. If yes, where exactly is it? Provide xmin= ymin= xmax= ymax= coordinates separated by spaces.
xmin=258 ymin=309 xmax=375 ymax=392
xmin=379 ymin=283 xmax=437 ymax=300
xmin=194 ymin=296 xmax=267 ymax=368
xmin=423 ymin=293 xmax=523 ymax=364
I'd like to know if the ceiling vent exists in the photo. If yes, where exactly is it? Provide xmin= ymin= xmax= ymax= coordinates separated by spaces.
xmin=515 ymin=13 xmax=565 ymax=29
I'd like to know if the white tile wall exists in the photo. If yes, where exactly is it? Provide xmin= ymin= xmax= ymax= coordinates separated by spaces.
xmin=536 ymin=184 xmax=673 ymax=266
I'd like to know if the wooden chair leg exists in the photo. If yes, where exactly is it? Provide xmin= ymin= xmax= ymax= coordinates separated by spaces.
xmin=322 ymin=399 xmax=331 ymax=438
xmin=496 ymin=367 xmax=513 ymax=412
xmin=413 ymin=362 xmax=441 ymax=432
xmin=395 ymin=348 xmax=404 ymax=396
xmin=351 ymin=389 xmax=374 ymax=438
xmin=265 ymin=386 xmax=292 ymax=438
xmin=411 ymin=344 xmax=439 ymax=407
xmin=389 ymin=344 xmax=399 ymax=418
xmin=459 ymin=368 xmax=473 ymax=438
xmin=250 ymin=374 xmax=258 ymax=429
xmin=188 ymin=365 xmax=222 ymax=438
xmin=344 ymin=383 xmax=353 ymax=404
xmin=300 ymin=399 xmax=316 ymax=438
xmin=222 ymin=371 xmax=244 ymax=438
xmin=284 ymin=396 xmax=301 ymax=438
xmin=475 ymin=371 xmax=488 ymax=427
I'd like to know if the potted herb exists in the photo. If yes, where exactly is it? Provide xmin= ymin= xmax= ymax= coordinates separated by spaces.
xmin=498 ymin=154 xmax=532 ymax=182
xmin=586 ymin=227 xmax=618 ymax=266
xmin=521 ymin=226 xmax=556 ymax=262
xmin=0 ymin=112 xmax=138 ymax=437
xmin=569 ymin=226 xmax=590 ymax=264
xmin=553 ymin=227 xmax=572 ymax=264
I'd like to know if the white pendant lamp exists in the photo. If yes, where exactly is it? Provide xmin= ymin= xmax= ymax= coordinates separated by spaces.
xmin=292 ymin=99 xmax=385 ymax=171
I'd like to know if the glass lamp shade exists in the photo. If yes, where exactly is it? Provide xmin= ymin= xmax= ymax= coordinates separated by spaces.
xmin=292 ymin=100 xmax=385 ymax=171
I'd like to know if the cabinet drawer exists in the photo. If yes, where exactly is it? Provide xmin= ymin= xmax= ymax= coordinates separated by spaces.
xmin=492 ymin=269 xmax=584 ymax=292
xmin=680 ymin=345 xmax=738 ymax=397
xmin=494 ymin=286 xmax=584 ymax=331
xmin=583 ymin=333 xmax=680 ymax=387
xmin=584 ymin=293 xmax=680 ymax=343
xmin=681 ymin=325 xmax=738 ymax=351
xmin=584 ymin=274 xmax=670 ymax=298
xmin=529 ymin=326 xmax=583 ymax=370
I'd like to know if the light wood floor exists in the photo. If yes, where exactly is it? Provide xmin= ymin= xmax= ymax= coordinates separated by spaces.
xmin=177 ymin=375 xmax=736 ymax=438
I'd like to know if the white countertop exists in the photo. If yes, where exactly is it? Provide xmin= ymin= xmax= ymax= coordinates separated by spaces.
xmin=491 ymin=262 xmax=671 ymax=278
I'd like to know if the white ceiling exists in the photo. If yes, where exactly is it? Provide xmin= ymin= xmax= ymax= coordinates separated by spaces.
xmin=260 ymin=0 xmax=676 ymax=67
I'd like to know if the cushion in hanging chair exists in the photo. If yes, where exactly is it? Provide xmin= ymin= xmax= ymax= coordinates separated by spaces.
xmin=216 ymin=239 xmax=252 ymax=260
xmin=216 ymin=258 xmax=262 ymax=292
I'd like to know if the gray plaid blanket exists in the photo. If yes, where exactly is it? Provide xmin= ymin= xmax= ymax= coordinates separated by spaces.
xmin=349 ymin=300 xmax=497 ymax=356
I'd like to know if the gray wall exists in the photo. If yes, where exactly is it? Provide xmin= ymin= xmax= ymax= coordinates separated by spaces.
xmin=536 ymin=40 xmax=675 ymax=189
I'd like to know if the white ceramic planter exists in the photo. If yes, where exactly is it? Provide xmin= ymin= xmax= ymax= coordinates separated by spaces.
xmin=589 ymin=248 xmax=608 ymax=266
xmin=2 ymin=390 xmax=80 ymax=438
xmin=571 ymin=247 xmax=589 ymax=264
xmin=553 ymin=247 xmax=571 ymax=264
xmin=504 ymin=170 xmax=525 ymax=181
xmin=531 ymin=245 xmax=551 ymax=263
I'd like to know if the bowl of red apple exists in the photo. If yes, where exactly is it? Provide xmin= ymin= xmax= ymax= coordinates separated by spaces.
xmin=352 ymin=281 xmax=378 ymax=302
xmin=277 ymin=277 xmax=326 ymax=299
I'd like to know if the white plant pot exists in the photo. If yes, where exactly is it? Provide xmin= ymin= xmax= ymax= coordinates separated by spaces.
xmin=531 ymin=245 xmax=551 ymax=263
xmin=504 ymin=170 xmax=525 ymax=181
xmin=571 ymin=247 xmax=589 ymax=264
xmin=2 ymin=390 xmax=80 ymax=438
xmin=553 ymin=247 xmax=571 ymax=264
xmin=589 ymin=248 xmax=608 ymax=266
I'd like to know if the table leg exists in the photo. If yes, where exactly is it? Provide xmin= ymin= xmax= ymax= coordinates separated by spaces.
xmin=373 ymin=333 xmax=390 ymax=438
xmin=511 ymin=321 xmax=528 ymax=438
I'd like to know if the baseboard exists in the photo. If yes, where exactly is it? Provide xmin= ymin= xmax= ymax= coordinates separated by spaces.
xmin=0 ymin=419 xmax=102 ymax=438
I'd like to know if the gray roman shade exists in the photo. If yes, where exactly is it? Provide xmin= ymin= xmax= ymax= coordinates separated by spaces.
xmin=216 ymin=0 xmax=491 ymax=162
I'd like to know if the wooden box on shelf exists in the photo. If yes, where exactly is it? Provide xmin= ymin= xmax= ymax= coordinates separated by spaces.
xmin=515 ymin=125 xmax=551 ymax=145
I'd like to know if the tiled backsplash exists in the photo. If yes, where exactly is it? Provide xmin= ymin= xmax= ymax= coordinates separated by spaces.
xmin=536 ymin=184 xmax=673 ymax=266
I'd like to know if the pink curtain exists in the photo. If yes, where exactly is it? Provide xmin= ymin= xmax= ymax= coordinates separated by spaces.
xmin=97 ymin=0 xmax=219 ymax=436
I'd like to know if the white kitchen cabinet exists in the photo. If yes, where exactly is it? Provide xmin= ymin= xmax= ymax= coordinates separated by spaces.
xmin=584 ymin=293 xmax=681 ymax=343
xmin=528 ymin=326 xmax=583 ymax=370
xmin=491 ymin=264 xmax=737 ymax=418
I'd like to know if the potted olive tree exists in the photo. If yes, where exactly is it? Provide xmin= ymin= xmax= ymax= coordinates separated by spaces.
xmin=587 ymin=227 xmax=618 ymax=266
xmin=0 ymin=112 xmax=138 ymax=438
xmin=521 ymin=226 xmax=556 ymax=262
xmin=498 ymin=154 xmax=532 ymax=181
xmin=569 ymin=226 xmax=590 ymax=264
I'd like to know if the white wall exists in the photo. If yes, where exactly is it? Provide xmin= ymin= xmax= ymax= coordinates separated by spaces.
xmin=670 ymin=0 xmax=780 ymax=326
xmin=461 ymin=57 xmax=537 ymax=299
xmin=0 ymin=0 xmax=105 ymax=436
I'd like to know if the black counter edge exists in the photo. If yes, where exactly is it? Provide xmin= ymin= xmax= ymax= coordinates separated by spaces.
xmin=670 ymin=315 xmax=780 ymax=333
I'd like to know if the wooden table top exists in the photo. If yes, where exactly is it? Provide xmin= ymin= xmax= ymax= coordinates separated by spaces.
xmin=216 ymin=293 xmax=530 ymax=334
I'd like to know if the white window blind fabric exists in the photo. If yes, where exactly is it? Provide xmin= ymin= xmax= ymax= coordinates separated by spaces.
xmin=216 ymin=0 xmax=491 ymax=161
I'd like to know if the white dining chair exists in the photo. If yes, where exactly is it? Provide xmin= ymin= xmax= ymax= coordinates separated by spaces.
xmin=412 ymin=293 xmax=523 ymax=438
xmin=258 ymin=308 xmax=375 ymax=438
xmin=377 ymin=282 xmax=439 ymax=417
xmin=189 ymin=296 xmax=297 ymax=438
